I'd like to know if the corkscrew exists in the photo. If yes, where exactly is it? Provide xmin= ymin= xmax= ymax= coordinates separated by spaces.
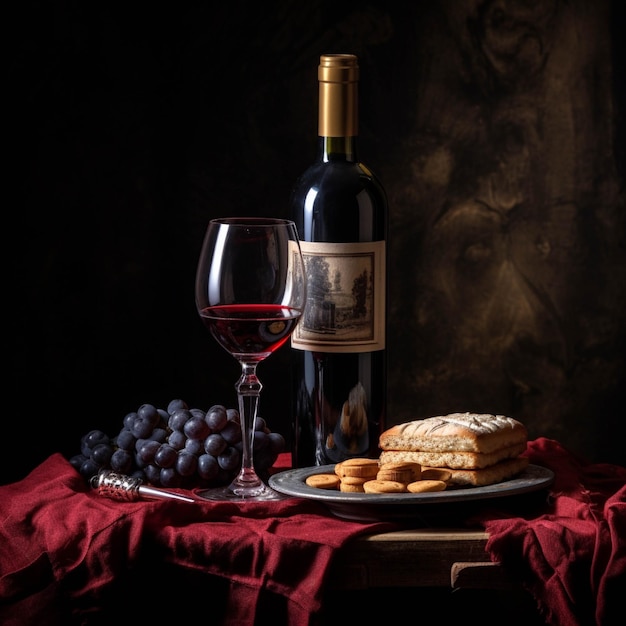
xmin=90 ymin=469 xmax=196 ymax=504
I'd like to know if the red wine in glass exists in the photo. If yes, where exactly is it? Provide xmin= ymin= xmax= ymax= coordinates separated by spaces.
xmin=200 ymin=304 xmax=301 ymax=360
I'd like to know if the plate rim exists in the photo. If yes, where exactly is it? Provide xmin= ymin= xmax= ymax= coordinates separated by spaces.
xmin=268 ymin=463 xmax=555 ymax=507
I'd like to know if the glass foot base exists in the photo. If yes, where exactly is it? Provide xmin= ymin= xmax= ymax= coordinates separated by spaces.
xmin=195 ymin=482 xmax=287 ymax=502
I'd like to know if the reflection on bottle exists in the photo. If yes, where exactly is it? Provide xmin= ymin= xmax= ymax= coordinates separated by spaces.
xmin=292 ymin=349 xmax=377 ymax=468
xmin=324 ymin=382 xmax=369 ymax=463
xmin=314 ymin=352 xmax=331 ymax=465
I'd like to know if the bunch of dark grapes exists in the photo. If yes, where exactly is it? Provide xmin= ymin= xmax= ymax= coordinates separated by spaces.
xmin=68 ymin=399 xmax=285 ymax=489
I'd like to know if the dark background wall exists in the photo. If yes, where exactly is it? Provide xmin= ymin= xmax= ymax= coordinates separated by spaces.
xmin=6 ymin=0 xmax=625 ymax=485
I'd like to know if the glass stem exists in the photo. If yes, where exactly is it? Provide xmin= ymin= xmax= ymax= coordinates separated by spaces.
xmin=233 ymin=361 xmax=263 ymax=488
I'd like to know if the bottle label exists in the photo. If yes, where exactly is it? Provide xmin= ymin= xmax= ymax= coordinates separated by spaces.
xmin=291 ymin=241 xmax=385 ymax=353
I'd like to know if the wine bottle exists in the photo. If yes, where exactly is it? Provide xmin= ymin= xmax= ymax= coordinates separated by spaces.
xmin=290 ymin=54 xmax=388 ymax=467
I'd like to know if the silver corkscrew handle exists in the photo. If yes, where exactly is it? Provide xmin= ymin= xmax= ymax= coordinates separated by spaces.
xmin=90 ymin=469 xmax=196 ymax=504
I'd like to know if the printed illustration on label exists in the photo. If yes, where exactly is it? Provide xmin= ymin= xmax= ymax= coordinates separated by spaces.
xmin=292 ymin=241 xmax=385 ymax=353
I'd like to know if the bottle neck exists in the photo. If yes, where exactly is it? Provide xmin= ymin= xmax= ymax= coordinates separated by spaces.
xmin=317 ymin=54 xmax=359 ymax=163
xmin=318 ymin=136 xmax=358 ymax=163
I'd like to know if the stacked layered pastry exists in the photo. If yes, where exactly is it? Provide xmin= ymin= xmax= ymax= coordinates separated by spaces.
xmin=378 ymin=412 xmax=529 ymax=487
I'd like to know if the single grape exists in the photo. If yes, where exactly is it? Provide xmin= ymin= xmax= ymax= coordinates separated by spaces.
xmin=144 ymin=463 xmax=161 ymax=485
xmin=69 ymin=454 xmax=88 ymax=473
xmin=205 ymin=405 xmax=228 ymax=431
xmin=123 ymin=412 xmax=137 ymax=430
xmin=131 ymin=415 xmax=155 ymax=439
xmin=154 ymin=444 xmax=177 ymax=469
xmin=82 ymin=429 xmax=110 ymax=452
xmin=204 ymin=433 xmax=227 ymax=456
xmin=159 ymin=467 xmax=182 ymax=488
xmin=226 ymin=408 xmax=239 ymax=422
xmin=220 ymin=421 xmax=242 ymax=445
xmin=80 ymin=439 xmax=92 ymax=458
xmin=157 ymin=408 xmax=170 ymax=422
xmin=185 ymin=438 xmax=204 ymax=456
xmin=218 ymin=446 xmax=241 ymax=472
xmin=167 ymin=430 xmax=187 ymax=450
xmin=190 ymin=408 xmax=206 ymax=419
xmin=116 ymin=429 xmax=136 ymax=451
xmin=137 ymin=439 xmax=160 ymax=464
xmin=254 ymin=416 xmax=267 ymax=431
xmin=168 ymin=408 xmax=192 ymax=432
xmin=137 ymin=403 xmax=160 ymax=426
xmin=167 ymin=398 xmax=188 ymax=414
xmin=176 ymin=451 xmax=198 ymax=477
xmin=91 ymin=443 xmax=114 ymax=465
xmin=268 ymin=432 xmax=286 ymax=455
xmin=80 ymin=458 xmax=102 ymax=479
xmin=134 ymin=451 xmax=147 ymax=469
xmin=184 ymin=416 xmax=210 ymax=441
xmin=150 ymin=427 xmax=168 ymax=443
xmin=110 ymin=449 xmax=133 ymax=474
xmin=197 ymin=454 xmax=219 ymax=481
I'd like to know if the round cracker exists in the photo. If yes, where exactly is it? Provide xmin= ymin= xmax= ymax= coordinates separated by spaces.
xmin=339 ymin=481 xmax=365 ymax=493
xmin=338 ymin=458 xmax=380 ymax=478
xmin=406 ymin=479 xmax=447 ymax=493
xmin=376 ymin=469 xmax=415 ymax=483
xmin=305 ymin=473 xmax=341 ymax=490
xmin=340 ymin=475 xmax=369 ymax=485
xmin=363 ymin=479 xmax=407 ymax=494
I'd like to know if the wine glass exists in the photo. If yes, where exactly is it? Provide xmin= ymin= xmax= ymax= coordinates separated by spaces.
xmin=194 ymin=217 xmax=306 ymax=501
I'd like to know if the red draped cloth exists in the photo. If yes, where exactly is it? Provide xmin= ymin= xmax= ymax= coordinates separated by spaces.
xmin=476 ymin=438 xmax=626 ymax=626
xmin=0 ymin=454 xmax=393 ymax=625
xmin=1 ymin=440 xmax=625 ymax=625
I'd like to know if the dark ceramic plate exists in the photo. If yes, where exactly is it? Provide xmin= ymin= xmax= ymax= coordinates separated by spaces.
xmin=269 ymin=463 xmax=555 ymax=522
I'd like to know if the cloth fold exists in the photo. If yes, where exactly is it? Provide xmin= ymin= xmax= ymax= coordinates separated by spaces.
xmin=0 ymin=453 xmax=393 ymax=625
xmin=476 ymin=438 xmax=626 ymax=626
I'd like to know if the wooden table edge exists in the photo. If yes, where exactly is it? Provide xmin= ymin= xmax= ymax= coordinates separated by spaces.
xmin=328 ymin=528 xmax=514 ymax=590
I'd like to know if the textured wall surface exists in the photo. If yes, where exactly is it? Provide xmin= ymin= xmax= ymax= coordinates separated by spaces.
xmin=6 ymin=0 xmax=624 ymax=484
xmin=382 ymin=1 xmax=626 ymax=464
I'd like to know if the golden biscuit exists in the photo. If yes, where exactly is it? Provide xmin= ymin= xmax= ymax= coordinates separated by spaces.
xmin=339 ymin=481 xmax=365 ymax=493
xmin=406 ymin=479 xmax=447 ymax=493
xmin=305 ymin=473 xmax=341 ymax=490
xmin=376 ymin=460 xmax=420 ymax=484
xmin=362 ymin=479 xmax=407 ymax=494
xmin=376 ymin=469 xmax=414 ymax=483
xmin=340 ymin=475 xmax=369 ymax=485
xmin=338 ymin=458 xmax=380 ymax=478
